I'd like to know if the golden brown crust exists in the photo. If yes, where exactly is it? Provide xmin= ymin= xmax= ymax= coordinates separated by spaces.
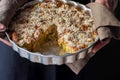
xmin=11 ymin=32 xmax=19 ymax=43
xmin=10 ymin=1 xmax=98 ymax=55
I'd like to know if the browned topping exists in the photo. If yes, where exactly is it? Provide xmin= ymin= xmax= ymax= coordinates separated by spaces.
xmin=12 ymin=32 xmax=19 ymax=43
xmin=10 ymin=1 xmax=98 ymax=55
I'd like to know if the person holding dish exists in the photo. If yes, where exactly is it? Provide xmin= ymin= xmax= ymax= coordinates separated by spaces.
xmin=0 ymin=0 xmax=120 ymax=80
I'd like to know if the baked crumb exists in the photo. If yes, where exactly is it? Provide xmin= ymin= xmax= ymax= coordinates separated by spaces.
xmin=10 ymin=1 xmax=98 ymax=55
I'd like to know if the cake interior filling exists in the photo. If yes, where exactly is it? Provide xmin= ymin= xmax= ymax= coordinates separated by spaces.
xmin=33 ymin=24 xmax=63 ymax=55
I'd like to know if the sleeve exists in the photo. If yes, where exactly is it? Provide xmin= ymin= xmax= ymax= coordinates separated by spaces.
xmin=0 ymin=0 xmax=31 ymax=27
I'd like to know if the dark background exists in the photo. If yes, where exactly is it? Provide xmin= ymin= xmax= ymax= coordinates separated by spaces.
xmin=0 ymin=0 xmax=120 ymax=80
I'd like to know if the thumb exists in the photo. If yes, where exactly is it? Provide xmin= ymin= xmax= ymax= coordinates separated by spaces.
xmin=0 ymin=23 xmax=12 ymax=46
xmin=0 ymin=23 xmax=6 ymax=32
xmin=92 ymin=38 xmax=110 ymax=53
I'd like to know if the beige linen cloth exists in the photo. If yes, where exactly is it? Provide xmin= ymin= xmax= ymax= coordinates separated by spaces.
xmin=0 ymin=0 xmax=120 ymax=74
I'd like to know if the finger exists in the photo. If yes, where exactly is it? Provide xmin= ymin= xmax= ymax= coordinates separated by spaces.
xmin=92 ymin=38 xmax=110 ymax=53
xmin=0 ymin=23 xmax=6 ymax=32
xmin=0 ymin=38 xmax=12 ymax=46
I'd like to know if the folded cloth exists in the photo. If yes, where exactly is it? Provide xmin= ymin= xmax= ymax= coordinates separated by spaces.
xmin=0 ymin=0 xmax=30 ymax=27
xmin=66 ymin=2 xmax=120 ymax=74
xmin=87 ymin=2 xmax=120 ymax=40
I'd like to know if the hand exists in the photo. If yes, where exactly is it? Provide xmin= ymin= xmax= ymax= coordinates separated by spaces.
xmin=90 ymin=0 xmax=113 ymax=53
xmin=95 ymin=0 xmax=114 ymax=11
xmin=91 ymin=38 xmax=111 ymax=53
xmin=0 ymin=23 xmax=12 ymax=46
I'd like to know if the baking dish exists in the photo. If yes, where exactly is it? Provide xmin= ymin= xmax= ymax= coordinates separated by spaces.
xmin=6 ymin=0 xmax=99 ymax=65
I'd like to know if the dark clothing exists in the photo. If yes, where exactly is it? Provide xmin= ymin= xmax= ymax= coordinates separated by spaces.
xmin=114 ymin=0 xmax=120 ymax=20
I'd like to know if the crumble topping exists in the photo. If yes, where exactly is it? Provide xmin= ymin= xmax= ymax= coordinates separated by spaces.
xmin=10 ymin=1 xmax=98 ymax=55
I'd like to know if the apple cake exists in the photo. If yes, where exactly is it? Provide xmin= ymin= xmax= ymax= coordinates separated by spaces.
xmin=9 ymin=1 xmax=98 ymax=55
